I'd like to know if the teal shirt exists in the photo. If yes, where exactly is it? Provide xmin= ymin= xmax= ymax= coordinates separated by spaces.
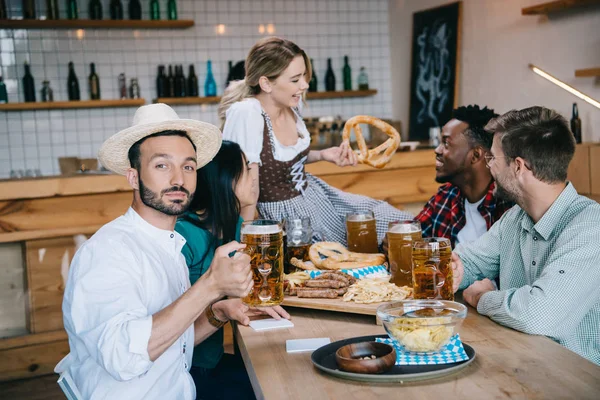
xmin=455 ymin=183 xmax=600 ymax=365
xmin=175 ymin=213 xmax=243 ymax=369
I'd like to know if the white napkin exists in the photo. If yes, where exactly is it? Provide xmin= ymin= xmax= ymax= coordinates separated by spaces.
xmin=249 ymin=318 xmax=294 ymax=331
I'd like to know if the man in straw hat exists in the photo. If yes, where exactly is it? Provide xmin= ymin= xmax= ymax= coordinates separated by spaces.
xmin=57 ymin=104 xmax=255 ymax=399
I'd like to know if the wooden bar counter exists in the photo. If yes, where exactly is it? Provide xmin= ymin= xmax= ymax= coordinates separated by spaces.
xmin=235 ymin=306 xmax=600 ymax=400
xmin=0 ymin=150 xmax=437 ymax=382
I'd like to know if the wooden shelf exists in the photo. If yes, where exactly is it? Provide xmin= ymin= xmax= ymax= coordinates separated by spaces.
xmin=522 ymin=0 xmax=600 ymax=15
xmin=575 ymin=67 xmax=600 ymax=77
xmin=0 ymin=99 xmax=145 ymax=111
xmin=155 ymin=90 xmax=378 ymax=106
xmin=0 ymin=19 xmax=194 ymax=29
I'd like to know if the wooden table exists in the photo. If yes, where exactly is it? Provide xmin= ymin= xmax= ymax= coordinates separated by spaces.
xmin=235 ymin=306 xmax=600 ymax=399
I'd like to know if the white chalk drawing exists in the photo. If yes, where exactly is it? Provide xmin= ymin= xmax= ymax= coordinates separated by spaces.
xmin=414 ymin=19 xmax=452 ymax=127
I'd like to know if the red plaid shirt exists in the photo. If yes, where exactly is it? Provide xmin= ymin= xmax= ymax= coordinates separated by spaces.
xmin=416 ymin=182 xmax=514 ymax=248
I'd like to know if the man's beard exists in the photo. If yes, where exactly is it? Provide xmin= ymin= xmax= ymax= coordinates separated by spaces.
xmin=493 ymin=177 xmax=520 ymax=204
xmin=138 ymin=178 xmax=193 ymax=216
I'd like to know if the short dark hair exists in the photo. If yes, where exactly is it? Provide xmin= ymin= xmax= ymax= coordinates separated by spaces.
xmin=485 ymin=106 xmax=575 ymax=183
xmin=127 ymin=130 xmax=196 ymax=171
xmin=452 ymin=105 xmax=498 ymax=150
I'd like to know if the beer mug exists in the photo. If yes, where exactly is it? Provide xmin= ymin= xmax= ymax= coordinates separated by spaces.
xmin=284 ymin=217 xmax=323 ymax=273
xmin=346 ymin=211 xmax=379 ymax=254
xmin=387 ymin=220 xmax=422 ymax=288
xmin=240 ymin=219 xmax=284 ymax=307
xmin=412 ymin=238 xmax=453 ymax=300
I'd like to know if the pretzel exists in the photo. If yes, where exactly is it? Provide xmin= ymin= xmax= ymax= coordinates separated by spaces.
xmin=308 ymin=242 xmax=387 ymax=270
xmin=342 ymin=115 xmax=401 ymax=169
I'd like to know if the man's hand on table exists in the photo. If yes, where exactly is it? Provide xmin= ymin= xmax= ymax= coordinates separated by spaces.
xmin=451 ymin=252 xmax=464 ymax=293
xmin=212 ymin=298 xmax=291 ymax=326
xmin=462 ymin=279 xmax=496 ymax=309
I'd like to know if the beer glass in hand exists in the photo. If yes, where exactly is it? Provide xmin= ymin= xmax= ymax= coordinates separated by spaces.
xmin=412 ymin=238 xmax=453 ymax=300
xmin=241 ymin=220 xmax=284 ymax=306
xmin=387 ymin=220 xmax=422 ymax=288
xmin=346 ymin=211 xmax=378 ymax=253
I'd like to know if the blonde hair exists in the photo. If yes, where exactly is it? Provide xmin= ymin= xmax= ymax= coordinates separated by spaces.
xmin=218 ymin=37 xmax=312 ymax=126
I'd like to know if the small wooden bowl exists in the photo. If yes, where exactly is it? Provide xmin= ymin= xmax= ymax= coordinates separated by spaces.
xmin=335 ymin=342 xmax=396 ymax=374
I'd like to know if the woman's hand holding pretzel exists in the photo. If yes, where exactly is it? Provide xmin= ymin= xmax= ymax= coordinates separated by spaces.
xmin=319 ymin=141 xmax=358 ymax=167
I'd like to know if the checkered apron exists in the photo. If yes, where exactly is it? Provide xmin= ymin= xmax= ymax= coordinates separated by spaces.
xmin=256 ymin=112 xmax=413 ymax=246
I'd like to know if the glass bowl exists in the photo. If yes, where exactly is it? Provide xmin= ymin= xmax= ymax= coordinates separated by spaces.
xmin=376 ymin=300 xmax=467 ymax=353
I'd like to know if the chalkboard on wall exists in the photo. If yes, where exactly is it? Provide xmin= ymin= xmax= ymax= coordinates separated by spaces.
xmin=408 ymin=1 xmax=462 ymax=141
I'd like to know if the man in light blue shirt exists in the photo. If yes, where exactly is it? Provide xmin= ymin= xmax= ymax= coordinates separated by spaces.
xmin=452 ymin=106 xmax=600 ymax=365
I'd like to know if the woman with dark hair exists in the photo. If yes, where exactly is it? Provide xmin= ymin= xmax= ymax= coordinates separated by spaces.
xmin=175 ymin=140 xmax=289 ymax=400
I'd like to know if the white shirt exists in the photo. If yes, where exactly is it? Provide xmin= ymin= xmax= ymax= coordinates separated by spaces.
xmin=456 ymin=197 xmax=488 ymax=245
xmin=222 ymin=98 xmax=311 ymax=165
xmin=59 ymin=208 xmax=195 ymax=400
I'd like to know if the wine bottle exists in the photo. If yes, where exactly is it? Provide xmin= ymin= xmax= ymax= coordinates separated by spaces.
xmin=0 ymin=0 xmax=7 ymax=19
xmin=167 ymin=65 xmax=175 ymax=97
xmin=357 ymin=67 xmax=369 ymax=90
xmin=176 ymin=65 xmax=186 ymax=97
xmin=67 ymin=62 xmax=81 ymax=101
xmin=89 ymin=0 xmax=103 ymax=20
xmin=22 ymin=0 xmax=36 ymax=19
xmin=325 ymin=58 xmax=335 ymax=92
xmin=156 ymin=65 xmax=166 ymax=98
xmin=570 ymin=103 xmax=582 ymax=144
xmin=22 ymin=62 xmax=36 ymax=102
xmin=188 ymin=64 xmax=198 ymax=97
xmin=46 ymin=0 xmax=60 ymax=20
xmin=225 ymin=60 xmax=233 ymax=88
xmin=67 ymin=0 xmax=79 ymax=19
xmin=0 ymin=74 xmax=8 ymax=104
xmin=342 ymin=55 xmax=352 ymax=91
xmin=150 ymin=0 xmax=159 ymax=20
xmin=308 ymin=58 xmax=317 ymax=92
xmin=88 ymin=62 xmax=101 ymax=100
xmin=204 ymin=60 xmax=217 ymax=97
xmin=167 ymin=0 xmax=177 ymax=20
xmin=128 ymin=0 xmax=141 ymax=20
xmin=110 ymin=0 xmax=124 ymax=20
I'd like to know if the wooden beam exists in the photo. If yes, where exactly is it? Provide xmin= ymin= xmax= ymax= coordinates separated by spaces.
xmin=522 ymin=0 xmax=600 ymax=15
xmin=0 ymin=99 xmax=145 ymax=112
xmin=575 ymin=67 xmax=600 ymax=77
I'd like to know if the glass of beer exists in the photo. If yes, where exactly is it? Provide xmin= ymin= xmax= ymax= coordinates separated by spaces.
xmin=387 ymin=220 xmax=422 ymax=288
xmin=346 ymin=211 xmax=379 ymax=253
xmin=240 ymin=219 xmax=284 ymax=307
xmin=412 ymin=238 xmax=453 ymax=300
xmin=284 ymin=217 xmax=322 ymax=273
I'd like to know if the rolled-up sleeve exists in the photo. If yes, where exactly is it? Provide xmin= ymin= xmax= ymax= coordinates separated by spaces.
xmin=65 ymin=240 xmax=154 ymax=381
xmin=222 ymin=100 xmax=264 ymax=165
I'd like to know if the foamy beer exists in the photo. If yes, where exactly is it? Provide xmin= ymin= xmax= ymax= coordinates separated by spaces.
xmin=412 ymin=238 xmax=453 ymax=301
xmin=387 ymin=220 xmax=422 ymax=288
xmin=241 ymin=220 xmax=284 ymax=306
xmin=346 ymin=211 xmax=378 ymax=254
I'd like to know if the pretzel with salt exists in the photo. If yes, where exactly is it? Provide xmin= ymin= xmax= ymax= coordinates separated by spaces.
xmin=308 ymin=242 xmax=387 ymax=270
xmin=342 ymin=115 xmax=401 ymax=169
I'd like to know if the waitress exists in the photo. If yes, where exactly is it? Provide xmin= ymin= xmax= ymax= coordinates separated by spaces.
xmin=219 ymin=37 xmax=412 ymax=246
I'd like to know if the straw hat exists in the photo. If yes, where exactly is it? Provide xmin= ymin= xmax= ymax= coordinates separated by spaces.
xmin=98 ymin=103 xmax=222 ymax=175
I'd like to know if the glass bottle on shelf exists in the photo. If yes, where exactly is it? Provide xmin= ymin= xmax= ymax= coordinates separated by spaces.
xmin=308 ymin=58 xmax=317 ymax=92
xmin=67 ymin=0 xmax=79 ymax=19
xmin=167 ymin=0 xmax=177 ymax=20
xmin=110 ymin=0 xmax=124 ymax=20
xmin=23 ymin=62 xmax=36 ymax=102
xmin=46 ymin=0 xmax=60 ymax=19
xmin=204 ymin=60 xmax=217 ymax=97
xmin=167 ymin=65 xmax=175 ymax=97
xmin=41 ymin=80 xmax=54 ymax=102
xmin=88 ymin=62 xmax=100 ymax=100
xmin=118 ymin=73 xmax=127 ymax=99
xmin=150 ymin=0 xmax=160 ymax=20
xmin=22 ymin=0 xmax=36 ymax=19
xmin=67 ymin=62 xmax=81 ymax=101
xmin=357 ymin=67 xmax=369 ymax=90
xmin=0 ymin=0 xmax=6 ymax=19
xmin=156 ymin=65 xmax=166 ymax=98
xmin=187 ymin=64 xmax=198 ymax=97
xmin=570 ymin=103 xmax=582 ymax=144
xmin=128 ymin=0 xmax=141 ymax=20
xmin=129 ymin=78 xmax=140 ymax=99
xmin=343 ymin=55 xmax=352 ymax=91
xmin=325 ymin=58 xmax=335 ymax=92
xmin=225 ymin=60 xmax=233 ymax=88
xmin=0 ymin=74 xmax=8 ymax=104
xmin=89 ymin=0 xmax=103 ymax=20
xmin=174 ymin=65 xmax=185 ymax=97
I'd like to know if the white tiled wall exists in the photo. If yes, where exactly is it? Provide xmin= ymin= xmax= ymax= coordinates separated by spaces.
xmin=0 ymin=0 xmax=393 ymax=178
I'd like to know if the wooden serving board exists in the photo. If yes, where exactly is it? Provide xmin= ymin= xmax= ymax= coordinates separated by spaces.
xmin=282 ymin=296 xmax=384 ymax=324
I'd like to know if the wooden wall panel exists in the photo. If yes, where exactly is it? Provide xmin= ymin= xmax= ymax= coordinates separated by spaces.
xmin=25 ymin=237 xmax=77 ymax=333
xmin=0 ymin=335 xmax=69 ymax=382
xmin=567 ymin=144 xmax=591 ymax=194
xmin=590 ymin=146 xmax=600 ymax=195
xmin=0 ymin=243 xmax=27 ymax=337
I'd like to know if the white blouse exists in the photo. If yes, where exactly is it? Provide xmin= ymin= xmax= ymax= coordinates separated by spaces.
xmin=222 ymin=98 xmax=311 ymax=165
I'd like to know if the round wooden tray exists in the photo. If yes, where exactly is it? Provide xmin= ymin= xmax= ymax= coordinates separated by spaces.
xmin=311 ymin=334 xmax=475 ymax=383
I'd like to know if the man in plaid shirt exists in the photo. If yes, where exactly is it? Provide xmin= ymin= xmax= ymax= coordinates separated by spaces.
xmin=416 ymin=105 xmax=514 ymax=247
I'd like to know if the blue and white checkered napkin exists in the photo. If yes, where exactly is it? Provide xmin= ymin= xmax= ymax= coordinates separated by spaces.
xmin=306 ymin=265 xmax=389 ymax=279
xmin=375 ymin=334 xmax=469 ymax=365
